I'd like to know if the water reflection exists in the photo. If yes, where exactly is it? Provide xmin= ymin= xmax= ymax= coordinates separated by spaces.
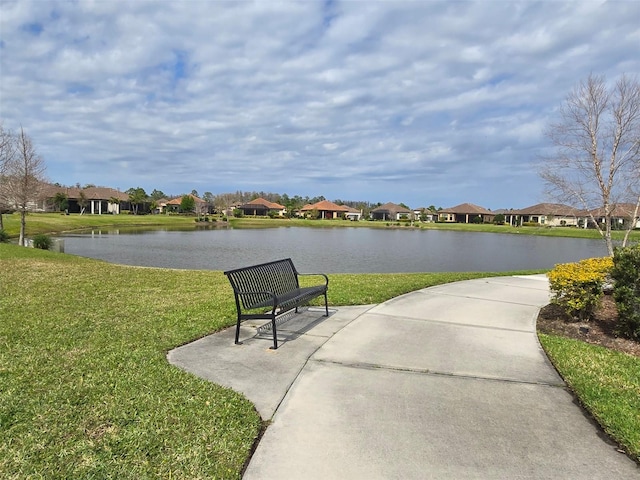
xmin=59 ymin=226 xmax=607 ymax=273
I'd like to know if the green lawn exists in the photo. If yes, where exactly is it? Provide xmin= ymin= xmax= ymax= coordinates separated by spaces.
xmin=0 ymin=244 xmax=545 ymax=478
xmin=538 ymin=334 xmax=640 ymax=462
xmin=0 ymin=245 xmax=260 ymax=479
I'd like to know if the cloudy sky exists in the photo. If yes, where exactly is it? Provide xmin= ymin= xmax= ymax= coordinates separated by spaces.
xmin=1 ymin=1 xmax=638 ymax=209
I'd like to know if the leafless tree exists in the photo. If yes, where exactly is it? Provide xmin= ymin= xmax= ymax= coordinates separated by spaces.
xmin=214 ymin=193 xmax=238 ymax=217
xmin=3 ymin=127 xmax=47 ymax=245
xmin=541 ymin=74 xmax=640 ymax=255
xmin=0 ymin=124 xmax=14 ymax=231
xmin=78 ymin=190 xmax=88 ymax=215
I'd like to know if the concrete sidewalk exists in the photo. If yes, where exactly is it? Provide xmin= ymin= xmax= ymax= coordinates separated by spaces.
xmin=168 ymin=275 xmax=639 ymax=479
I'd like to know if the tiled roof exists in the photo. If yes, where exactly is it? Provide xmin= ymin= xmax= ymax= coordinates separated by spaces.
xmin=343 ymin=206 xmax=361 ymax=213
xmin=371 ymin=202 xmax=412 ymax=213
xmin=41 ymin=183 xmax=129 ymax=201
xmin=590 ymin=203 xmax=639 ymax=217
xmin=414 ymin=207 xmax=437 ymax=212
xmin=300 ymin=200 xmax=349 ymax=212
xmin=166 ymin=194 xmax=207 ymax=205
xmin=440 ymin=203 xmax=492 ymax=215
xmin=240 ymin=197 xmax=286 ymax=209
xmin=492 ymin=209 xmax=514 ymax=215
xmin=515 ymin=203 xmax=581 ymax=216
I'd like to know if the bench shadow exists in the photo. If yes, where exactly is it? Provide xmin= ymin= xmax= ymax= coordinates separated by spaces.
xmin=249 ymin=307 xmax=334 ymax=347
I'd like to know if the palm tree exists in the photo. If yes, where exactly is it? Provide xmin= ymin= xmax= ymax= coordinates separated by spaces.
xmin=53 ymin=192 xmax=68 ymax=212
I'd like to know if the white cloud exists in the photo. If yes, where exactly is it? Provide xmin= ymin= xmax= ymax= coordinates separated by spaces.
xmin=0 ymin=0 xmax=638 ymax=208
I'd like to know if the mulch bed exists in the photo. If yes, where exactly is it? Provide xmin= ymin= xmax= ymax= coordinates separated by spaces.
xmin=537 ymin=294 xmax=640 ymax=357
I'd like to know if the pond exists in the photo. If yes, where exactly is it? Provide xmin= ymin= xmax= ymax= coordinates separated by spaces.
xmin=57 ymin=226 xmax=608 ymax=273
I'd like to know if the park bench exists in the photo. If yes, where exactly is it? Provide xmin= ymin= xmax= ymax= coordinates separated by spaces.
xmin=224 ymin=258 xmax=329 ymax=349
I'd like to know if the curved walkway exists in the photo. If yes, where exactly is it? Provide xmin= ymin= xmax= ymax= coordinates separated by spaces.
xmin=168 ymin=275 xmax=638 ymax=479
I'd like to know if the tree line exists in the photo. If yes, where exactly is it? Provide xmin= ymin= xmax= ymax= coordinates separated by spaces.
xmin=94 ymin=187 xmax=388 ymax=218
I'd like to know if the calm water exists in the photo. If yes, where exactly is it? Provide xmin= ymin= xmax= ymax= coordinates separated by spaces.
xmin=58 ymin=227 xmax=608 ymax=273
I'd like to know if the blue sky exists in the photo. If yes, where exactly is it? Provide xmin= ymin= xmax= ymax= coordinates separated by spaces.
xmin=1 ymin=0 xmax=638 ymax=210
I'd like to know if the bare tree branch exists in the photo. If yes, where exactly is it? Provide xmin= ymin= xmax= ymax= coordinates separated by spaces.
xmin=0 ymin=123 xmax=16 ymax=231
xmin=3 ymin=126 xmax=47 ymax=245
xmin=541 ymin=74 xmax=640 ymax=255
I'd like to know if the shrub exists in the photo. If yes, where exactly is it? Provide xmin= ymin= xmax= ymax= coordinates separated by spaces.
xmin=547 ymin=256 xmax=613 ymax=320
xmin=32 ymin=234 xmax=53 ymax=250
xmin=611 ymin=244 xmax=640 ymax=339
xmin=0 ymin=229 xmax=9 ymax=243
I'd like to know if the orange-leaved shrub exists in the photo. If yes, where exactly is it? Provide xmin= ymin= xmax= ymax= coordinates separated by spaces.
xmin=547 ymin=257 xmax=613 ymax=320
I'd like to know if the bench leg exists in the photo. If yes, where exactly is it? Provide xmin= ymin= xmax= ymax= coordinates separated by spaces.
xmin=323 ymin=291 xmax=329 ymax=316
xmin=270 ymin=316 xmax=278 ymax=350
xmin=235 ymin=316 xmax=242 ymax=345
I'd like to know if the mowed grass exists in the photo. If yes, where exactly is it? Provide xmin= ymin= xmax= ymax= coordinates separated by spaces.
xmin=0 ymin=243 xmax=543 ymax=478
xmin=0 ymin=245 xmax=260 ymax=479
xmin=538 ymin=334 xmax=640 ymax=462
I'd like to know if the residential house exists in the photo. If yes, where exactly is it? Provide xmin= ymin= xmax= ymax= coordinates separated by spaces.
xmin=413 ymin=207 xmax=437 ymax=222
xmin=512 ymin=203 xmax=582 ymax=227
xmin=237 ymin=197 xmax=286 ymax=217
xmin=343 ymin=206 xmax=363 ymax=221
xmin=491 ymin=209 xmax=513 ymax=224
xmin=153 ymin=198 xmax=170 ymax=214
xmin=589 ymin=203 xmax=640 ymax=229
xmin=41 ymin=184 xmax=129 ymax=214
xmin=438 ymin=203 xmax=494 ymax=223
xmin=166 ymin=194 xmax=208 ymax=215
xmin=370 ymin=202 xmax=412 ymax=221
xmin=222 ymin=203 xmax=242 ymax=218
xmin=300 ymin=200 xmax=349 ymax=219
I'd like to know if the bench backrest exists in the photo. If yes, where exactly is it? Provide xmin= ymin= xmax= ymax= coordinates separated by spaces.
xmin=224 ymin=258 xmax=300 ymax=310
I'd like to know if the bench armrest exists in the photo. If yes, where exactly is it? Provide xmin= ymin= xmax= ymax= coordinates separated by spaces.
xmin=297 ymin=272 xmax=329 ymax=287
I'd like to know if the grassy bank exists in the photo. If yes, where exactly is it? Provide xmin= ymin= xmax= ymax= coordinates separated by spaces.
xmin=0 ymin=244 xmax=543 ymax=478
xmin=1 ymin=212 xmax=198 ymax=237
xmin=538 ymin=334 xmax=640 ymax=461
xmin=2 ymin=212 xmax=638 ymax=241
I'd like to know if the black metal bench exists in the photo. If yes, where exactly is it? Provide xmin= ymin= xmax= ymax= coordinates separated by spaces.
xmin=224 ymin=258 xmax=329 ymax=349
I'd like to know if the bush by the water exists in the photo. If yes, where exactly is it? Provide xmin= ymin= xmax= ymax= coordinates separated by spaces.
xmin=547 ymin=256 xmax=613 ymax=320
xmin=32 ymin=234 xmax=52 ymax=250
xmin=611 ymin=244 xmax=640 ymax=339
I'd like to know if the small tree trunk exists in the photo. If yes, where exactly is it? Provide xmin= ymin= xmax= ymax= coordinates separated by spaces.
xmin=605 ymin=215 xmax=614 ymax=257
xmin=622 ymin=196 xmax=640 ymax=248
xmin=19 ymin=210 xmax=26 ymax=246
